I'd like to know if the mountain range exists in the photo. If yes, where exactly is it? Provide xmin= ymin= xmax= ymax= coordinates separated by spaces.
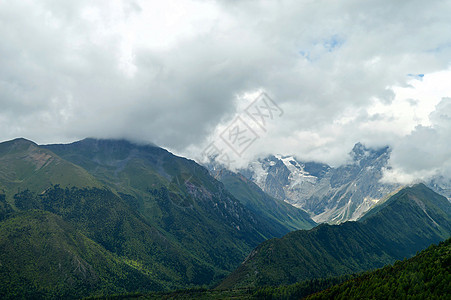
xmin=0 ymin=138 xmax=315 ymax=298
xmin=219 ymin=183 xmax=451 ymax=289
xmin=0 ymin=137 xmax=449 ymax=298
xmin=238 ymin=142 xmax=450 ymax=224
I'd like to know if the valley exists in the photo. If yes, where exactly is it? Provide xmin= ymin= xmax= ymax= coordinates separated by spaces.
xmin=0 ymin=138 xmax=449 ymax=299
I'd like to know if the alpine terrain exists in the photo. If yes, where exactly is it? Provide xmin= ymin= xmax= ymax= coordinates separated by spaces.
xmin=219 ymin=183 xmax=451 ymax=288
xmin=240 ymin=142 xmax=451 ymax=224
xmin=0 ymin=138 xmax=315 ymax=298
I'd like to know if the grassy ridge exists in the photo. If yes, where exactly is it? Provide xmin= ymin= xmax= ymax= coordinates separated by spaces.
xmin=307 ymin=238 xmax=451 ymax=299
xmin=0 ymin=138 xmax=101 ymax=206
xmin=212 ymin=169 xmax=316 ymax=231
xmin=1 ymin=138 xmax=308 ymax=297
xmin=219 ymin=184 xmax=451 ymax=288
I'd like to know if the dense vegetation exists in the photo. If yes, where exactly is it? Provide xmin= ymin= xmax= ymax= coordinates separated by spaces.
xmin=307 ymin=238 xmax=451 ymax=299
xmin=84 ymin=275 xmax=356 ymax=299
xmin=0 ymin=138 xmax=315 ymax=298
xmin=12 ymin=185 xmax=221 ymax=287
xmin=44 ymin=139 xmax=316 ymax=273
xmin=211 ymin=169 xmax=316 ymax=231
xmin=220 ymin=184 xmax=451 ymax=288
xmin=88 ymin=239 xmax=451 ymax=299
xmin=0 ymin=210 xmax=160 ymax=299
xmin=0 ymin=193 xmax=12 ymax=221
xmin=251 ymin=275 xmax=356 ymax=300
xmin=1 ymin=138 xmax=449 ymax=298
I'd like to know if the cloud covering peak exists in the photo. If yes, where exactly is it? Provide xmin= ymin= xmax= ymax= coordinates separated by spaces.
xmin=1 ymin=0 xmax=451 ymax=183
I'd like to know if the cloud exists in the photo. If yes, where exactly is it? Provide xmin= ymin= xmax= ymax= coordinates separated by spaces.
xmin=1 ymin=0 xmax=451 ymax=179
xmin=383 ymin=97 xmax=451 ymax=184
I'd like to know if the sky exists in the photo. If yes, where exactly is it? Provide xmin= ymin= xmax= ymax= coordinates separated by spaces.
xmin=1 ymin=0 xmax=451 ymax=184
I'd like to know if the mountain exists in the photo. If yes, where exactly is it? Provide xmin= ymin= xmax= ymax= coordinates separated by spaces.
xmin=206 ymin=167 xmax=316 ymax=232
xmin=240 ymin=143 xmax=451 ymax=224
xmin=2 ymin=138 xmax=449 ymax=297
xmin=46 ymin=139 xmax=315 ymax=235
xmin=43 ymin=139 xmax=291 ymax=267
xmin=219 ymin=184 xmax=451 ymax=289
xmin=94 ymin=238 xmax=451 ymax=299
xmin=307 ymin=238 xmax=451 ymax=299
xmin=240 ymin=143 xmax=400 ymax=224
xmin=0 ymin=138 xmax=100 ymax=203
xmin=0 ymin=137 xmax=299 ymax=297
xmin=0 ymin=210 xmax=161 ymax=299
xmin=11 ymin=185 xmax=220 ymax=290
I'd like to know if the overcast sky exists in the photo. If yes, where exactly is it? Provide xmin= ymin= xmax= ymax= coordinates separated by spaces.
xmin=1 ymin=0 xmax=451 ymax=183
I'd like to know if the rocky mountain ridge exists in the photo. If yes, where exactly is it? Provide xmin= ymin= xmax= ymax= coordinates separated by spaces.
xmin=237 ymin=143 xmax=450 ymax=224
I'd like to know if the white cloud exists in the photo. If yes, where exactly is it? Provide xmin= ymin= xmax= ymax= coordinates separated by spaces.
xmin=0 ymin=0 xmax=451 ymax=180
xmin=383 ymin=95 xmax=451 ymax=184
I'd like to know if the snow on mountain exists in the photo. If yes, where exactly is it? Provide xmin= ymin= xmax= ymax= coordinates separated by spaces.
xmin=240 ymin=143 xmax=401 ymax=224
xmin=206 ymin=142 xmax=450 ymax=225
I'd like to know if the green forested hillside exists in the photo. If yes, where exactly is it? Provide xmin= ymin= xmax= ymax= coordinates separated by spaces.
xmin=0 ymin=210 xmax=161 ymax=299
xmin=12 ymin=186 xmax=219 ymax=289
xmin=0 ymin=193 xmax=12 ymax=221
xmin=307 ymin=238 xmax=451 ymax=299
xmin=0 ymin=138 xmax=101 ymax=204
xmin=106 ymin=238 xmax=450 ymax=299
xmin=0 ymin=138 xmax=308 ymax=297
xmin=44 ymin=139 xmax=291 ymax=271
xmin=1 ymin=138 xmax=449 ymax=298
xmin=219 ymin=184 xmax=451 ymax=288
xmin=211 ymin=168 xmax=316 ymax=231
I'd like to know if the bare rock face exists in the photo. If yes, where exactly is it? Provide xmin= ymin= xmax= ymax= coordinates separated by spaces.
xmin=241 ymin=143 xmax=401 ymax=224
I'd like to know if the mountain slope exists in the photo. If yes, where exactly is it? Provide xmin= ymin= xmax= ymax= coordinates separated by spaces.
xmin=241 ymin=143 xmax=400 ymax=224
xmin=0 ymin=210 xmax=161 ymax=299
xmin=209 ymin=168 xmax=316 ymax=231
xmin=307 ymin=238 xmax=451 ymax=299
xmin=41 ymin=139 xmax=289 ymax=282
xmin=0 ymin=137 xmax=299 ymax=295
xmin=12 ymin=185 xmax=218 ymax=289
xmin=0 ymin=138 xmax=100 ymax=204
xmin=219 ymin=184 xmax=451 ymax=288
xmin=0 ymin=139 xmax=213 ymax=290
xmin=111 ymin=238 xmax=451 ymax=299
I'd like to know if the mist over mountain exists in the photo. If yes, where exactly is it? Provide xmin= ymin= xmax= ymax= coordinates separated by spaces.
xmin=0 ymin=139 xmax=271 ymax=295
xmin=2 ymin=1 xmax=451 ymax=298
xmin=0 ymin=137 xmax=318 ymax=297
xmin=0 ymin=137 xmax=450 ymax=298
xmin=2 ymin=1 xmax=451 ymax=188
xmin=228 ymin=142 xmax=451 ymax=224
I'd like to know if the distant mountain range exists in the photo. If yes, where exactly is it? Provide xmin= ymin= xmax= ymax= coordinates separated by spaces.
xmin=0 ymin=138 xmax=449 ymax=298
xmin=236 ymin=142 xmax=451 ymax=224
xmin=218 ymin=183 xmax=451 ymax=289
xmin=0 ymin=138 xmax=314 ymax=298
